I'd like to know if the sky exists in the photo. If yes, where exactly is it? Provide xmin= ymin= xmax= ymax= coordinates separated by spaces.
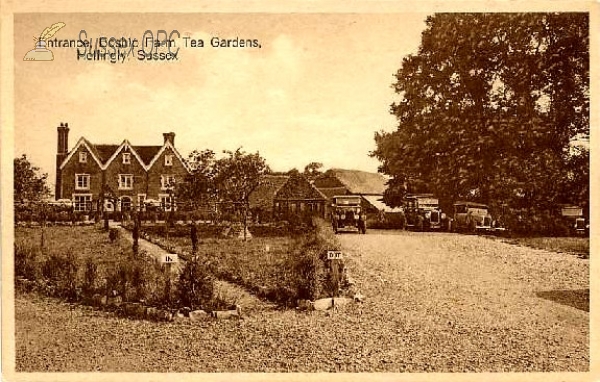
xmin=14 ymin=13 xmax=428 ymax=192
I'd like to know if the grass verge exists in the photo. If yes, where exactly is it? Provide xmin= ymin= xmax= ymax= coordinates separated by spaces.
xmin=502 ymin=236 xmax=589 ymax=258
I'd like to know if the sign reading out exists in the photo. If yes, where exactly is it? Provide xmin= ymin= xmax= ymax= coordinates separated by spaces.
xmin=327 ymin=251 xmax=343 ymax=260
xmin=161 ymin=254 xmax=179 ymax=264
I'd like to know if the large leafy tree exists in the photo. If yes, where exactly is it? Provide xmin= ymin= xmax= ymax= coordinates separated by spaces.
xmin=372 ymin=13 xmax=589 ymax=211
xmin=14 ymin=154 xmax=50 ymax=203
xmin=177 ymin=149 xmax=218 ymax=209
xmin=213 ymin=148 xmax=270 ymax=239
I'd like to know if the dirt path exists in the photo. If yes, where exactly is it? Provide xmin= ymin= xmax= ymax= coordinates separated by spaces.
xmin=116 ymin=225 xmax=276 ymax=314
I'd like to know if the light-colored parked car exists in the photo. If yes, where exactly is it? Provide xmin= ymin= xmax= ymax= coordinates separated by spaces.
xmin=453 ymin=201 xmax=493 ymax=233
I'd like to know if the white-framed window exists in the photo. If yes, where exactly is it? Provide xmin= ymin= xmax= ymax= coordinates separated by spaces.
xmin=123 ymin=153 xmax=131 ymax=164
xmin=73 ymin=194 xmax=92 ymax=212
xmin=165 ymin=154 xmax=173 ymax=166
xmin=161 ymin=175 xmax=176 ymax=190
xmin=75 ymin=174 xmax=90 ymax=190
xmin=137 ymin=194 xmax=146 ymax=211
xmin=79 ymin=151 xmax=87 ymax=163
xmin=119 ymin=174 xmax=133 ymax=190
xmin=159 ymin=194 xmax=174 ymax=211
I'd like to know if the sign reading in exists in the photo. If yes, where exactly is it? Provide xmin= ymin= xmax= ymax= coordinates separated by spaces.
xmin=161 ymin=253 xmax=178 ymax=264
xmin=327 ymin=251 xmax=343 ymax=260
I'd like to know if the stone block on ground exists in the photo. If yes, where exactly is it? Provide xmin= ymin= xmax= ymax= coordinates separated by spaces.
xmin=189 ymin=310 xmax=209 ymax=322
xmin=211 ymin=309 xmax=240 ymax=319
xmin=106 ymin=295 xmax=122 ymax=308
xmin=332 ymin=297 xmax=353 ymax=309
xmin=173 ymin=312 xmax=189 ymax=323
xmin=122 ymin=302 xmax=147 ymax=319
xmin=146 ymin=307 xmax=160 ymax=321
xmin=312 ymin=298 xmax=334 ymax=311
xmin=296 ymin=299 xmax=314 ymax=311
xmin=158 ymin=309 xmax=173 ymax=322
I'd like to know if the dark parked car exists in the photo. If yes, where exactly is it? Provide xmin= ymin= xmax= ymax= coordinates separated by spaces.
xmin=331 ymin=195 xmax=366 ymax=234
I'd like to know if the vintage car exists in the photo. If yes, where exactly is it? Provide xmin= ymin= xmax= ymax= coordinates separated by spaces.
xmin=403 ymin=194 xmax=449 ymax=231
xmin=331 ymin=195 xmax=366 ymax=234
xmin=453 ymin=201 xmax=493 ymax=233
xmin=560 ymin=205 xmax=588 ymax=236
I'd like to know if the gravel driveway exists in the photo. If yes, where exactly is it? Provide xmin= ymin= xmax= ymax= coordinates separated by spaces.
xmin=338 ymin=230 xmax=589 ymax=371
xmin=15 ymin=230 xmax=589 ymax=372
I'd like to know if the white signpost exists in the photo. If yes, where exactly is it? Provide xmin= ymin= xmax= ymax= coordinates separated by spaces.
xmin=327 ymin=250 xmax=343 ymax=260
xmin=161 ymin=253 xmax=179 ymax=264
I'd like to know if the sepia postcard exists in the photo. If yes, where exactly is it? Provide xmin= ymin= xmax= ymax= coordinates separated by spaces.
xmin=1 ymin=1 xmax=598 ymax=381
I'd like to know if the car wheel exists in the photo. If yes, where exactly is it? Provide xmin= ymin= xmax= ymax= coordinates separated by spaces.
xmin=467 ymin=218 xmax=477 ymax=234
xmin=415 ymin=216 xmax=424 ymax=232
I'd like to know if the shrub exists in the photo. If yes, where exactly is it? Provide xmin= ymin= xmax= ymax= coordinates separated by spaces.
xmin=15 ymin=241 xmax=40 ymax=281
xmin=105 ymin=260 xmax=131 ymax=299
xmin=291 ymin=245 xmax=325 ymax=301
xmin=109 ymin=228 xmax=120 ymax=242
xmin=82 ymin=258 xmax=99 ymax=297
xmin=61 ymin=251 xmax=80 ymax=301
xmin=130 ymin=261 xmax=150 ymax=302
xmin=41 ymin=251 xmax=80 ymax=301
xmin=42 ymin=253 xmax=66 ymax=281
xmin=58 ymin=211 xmax=70 ymax=222
xmin=287 ymin=217 xmax=341 ymax=301
xmin=177 ymin=257 xmax=215 ymax=310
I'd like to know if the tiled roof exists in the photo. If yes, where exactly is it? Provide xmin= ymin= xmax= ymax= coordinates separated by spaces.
xmin=320 ymin=169 xmax=388 ymax=195
xmin=92 ymin=144 xmax=120 ymax=164
xmin=132 ymin=145 xmax=162 ymax=166
xmin=316 ymin=186 xmax=349 ymax=200
xmin=85 ymin=143 xmax=162 ymax=166
xmin=275 ymin=175 xmax=327 ymax=201
xmin=248 ymin=175 xmax=289 ymax=209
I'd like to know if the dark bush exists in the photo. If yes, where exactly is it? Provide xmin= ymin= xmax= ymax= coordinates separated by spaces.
xmin=291 ymin=245 xmax=325 ymax=301
xmin=82 ymin=257 xmax=99 ymax=297
xmin=41 ymin=251 xmax=80 ymax=301
xmin=287 ymin=217 xmax=341 ymax=301
xmin=109 ymin=228 xmax=120 ymax=242
xmin=42 ymin=253 xmax=65 ymax=281
xmin=58 ymin=211 xmax=70 ymax=222
xmin=130 ymin=261 xmax=150 ymax=302
xmin=177 ymin=257 xmax=215 ymax=310
xmin=105 ymin=260 xmax=131 ymax=299
xmin=15 ymin=242 xmax=40 ymax=281
xmin=61 ymin=252 xmax=80 ymax=301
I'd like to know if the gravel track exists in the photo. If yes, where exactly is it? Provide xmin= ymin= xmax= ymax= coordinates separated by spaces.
xmin=15 ymin=230 xmax=589 ymax=372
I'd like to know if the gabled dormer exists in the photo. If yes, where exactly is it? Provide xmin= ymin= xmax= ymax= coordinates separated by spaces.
xmin=59 ymin=136 xmax=104 ymax=171
xmin=103 ymin=139 xmax=148 ymax=170
xmin=146 ymin=132 xmax=190 ymax=173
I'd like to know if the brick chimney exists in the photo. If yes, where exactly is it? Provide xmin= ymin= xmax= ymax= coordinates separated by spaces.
xmin=55 ymin=123 xmax=70 ymax=199
xmin=57 ymin=122 xmax=69 ymax=154
xmin=163 ymin=132 xmax=175 ymax=146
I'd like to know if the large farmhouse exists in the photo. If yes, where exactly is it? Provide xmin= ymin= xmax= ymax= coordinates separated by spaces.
xmin=54 ymin=123 xmax=189 ymax=212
